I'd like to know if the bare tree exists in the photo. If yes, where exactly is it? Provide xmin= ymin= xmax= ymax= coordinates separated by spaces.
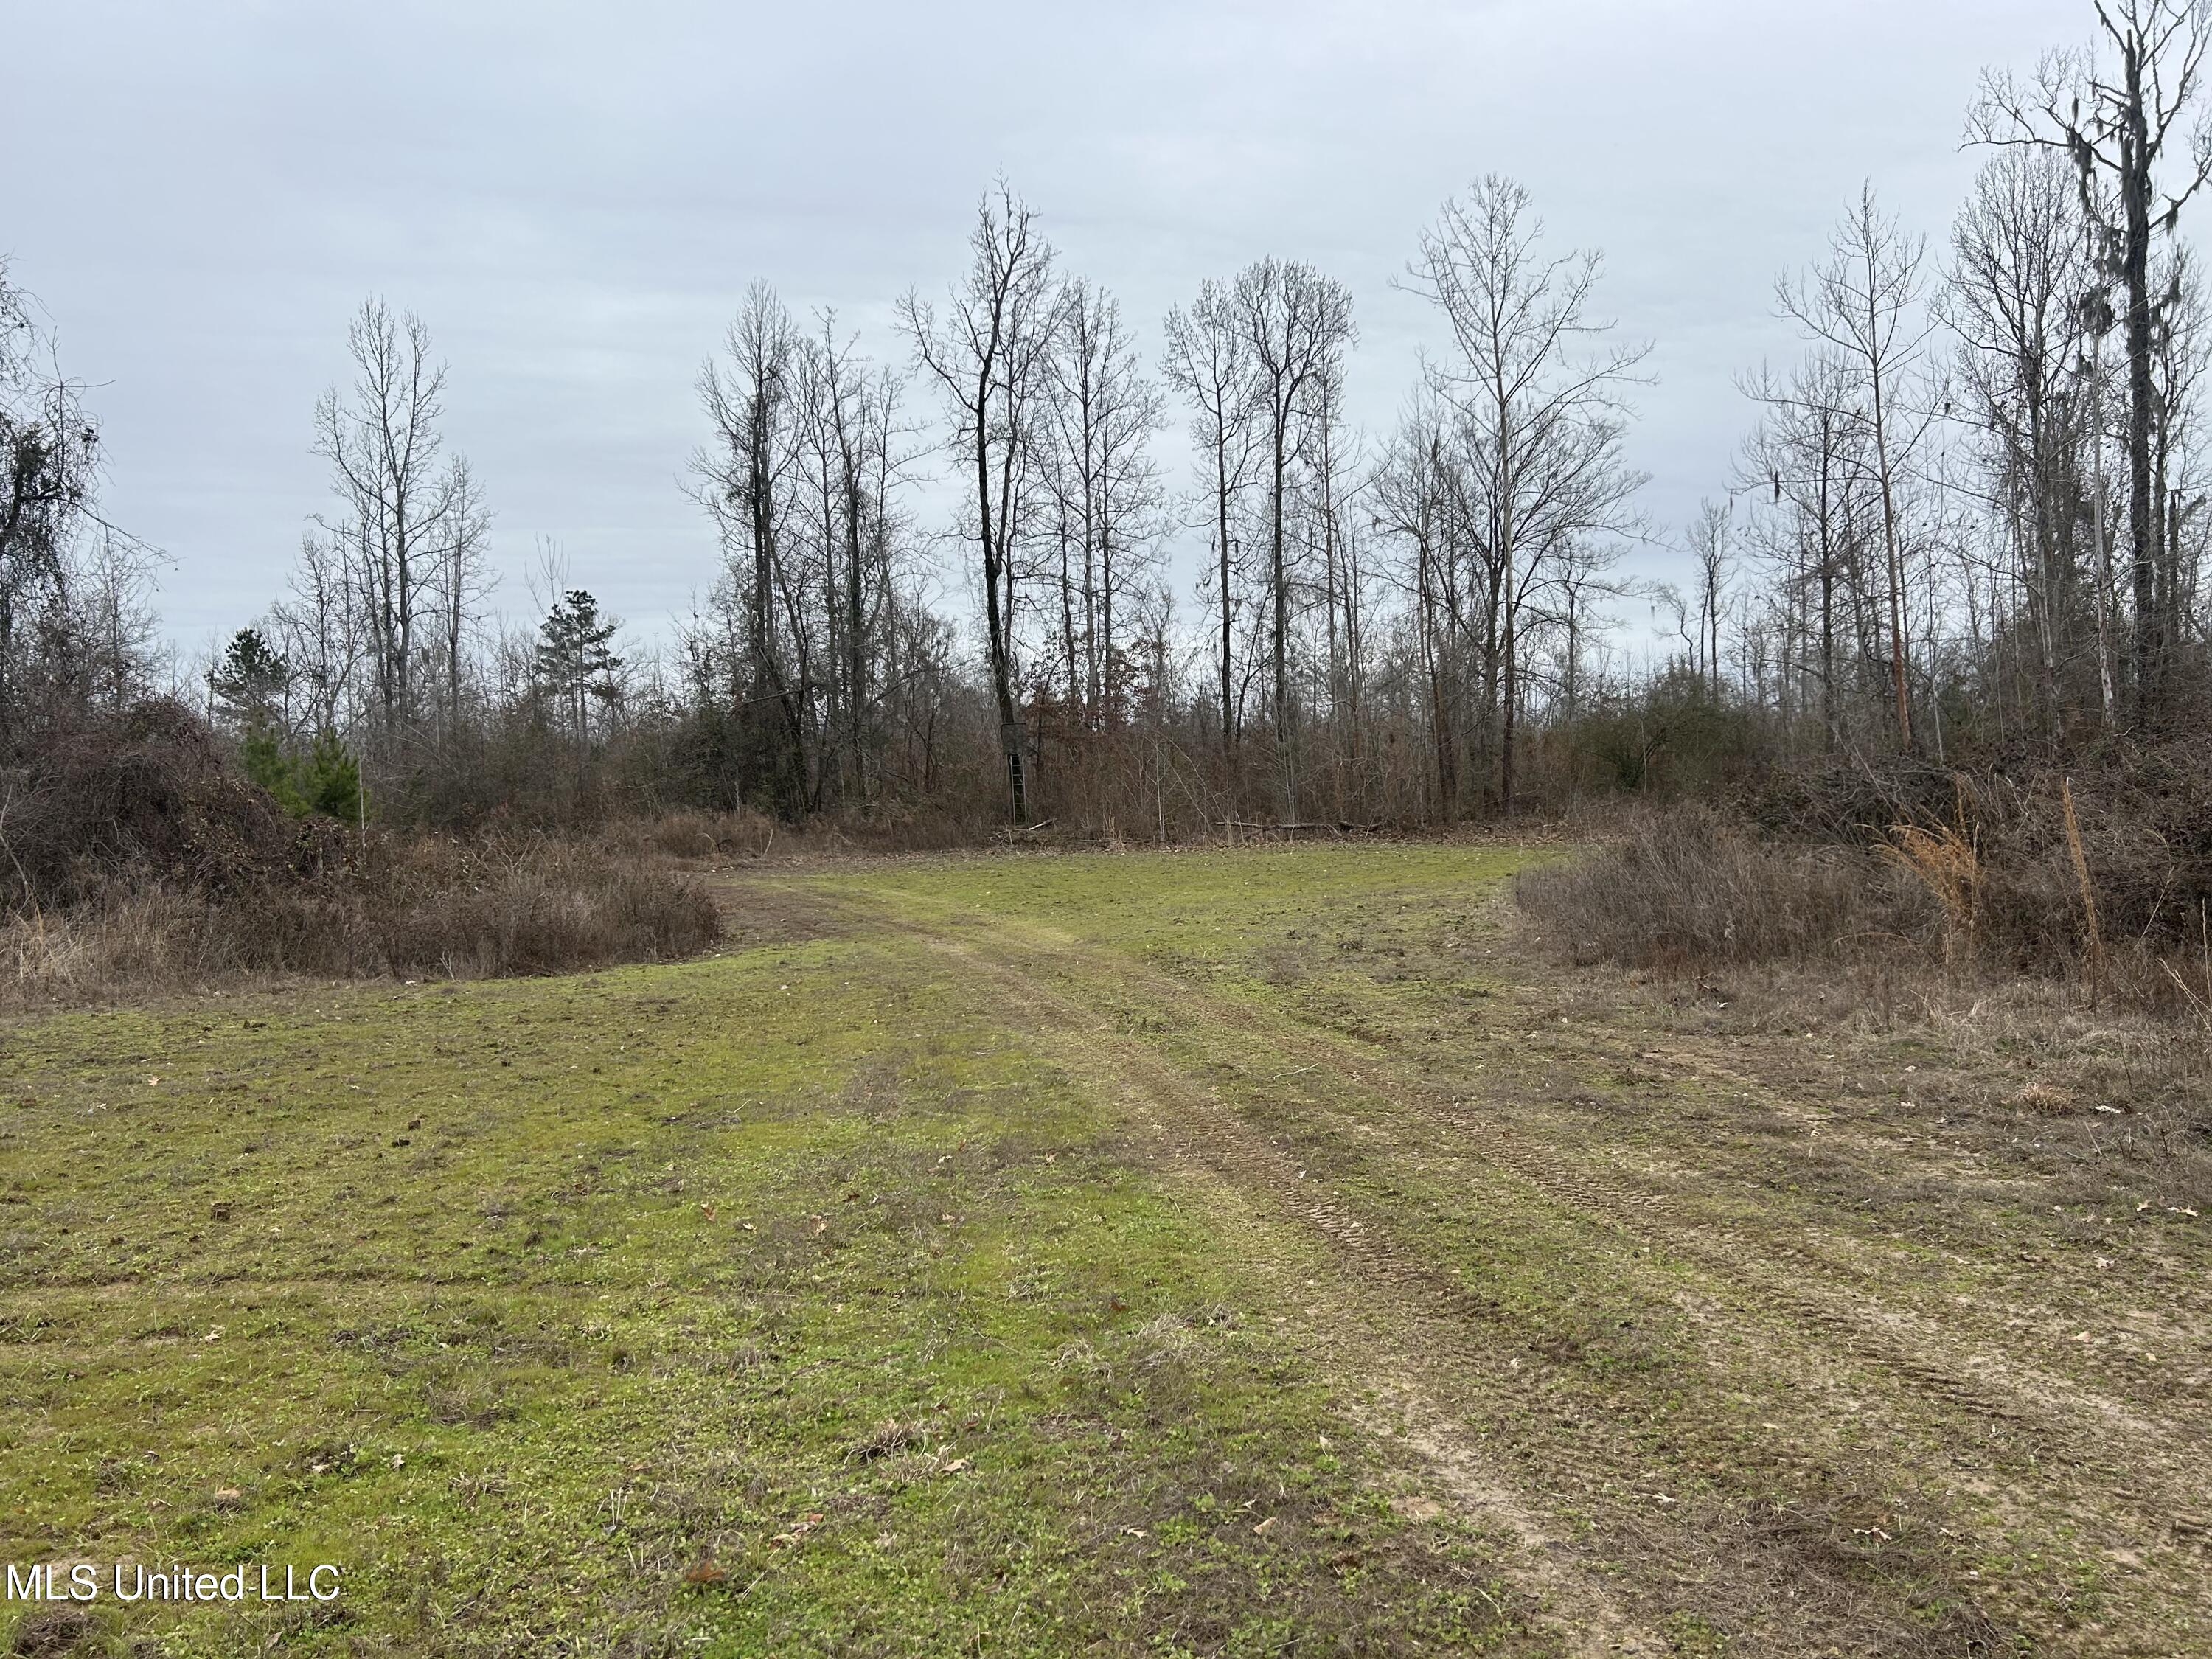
xmin=1777 ymin=187 xmax=1935 ymax=751
xmin=2149 ymin=248 xmax=2212 ymax=664
xmin=1688 ymin=498 xmax=1733 ymax=695
xmin=435 ymin=456 xmax=493 ymax=731
xmin=271 ymin=531 xmax=359 ymax=737
xmin=1374 ymin=395 xmax=1475 ymax=819
xmin=0 ymin=263 xmax=101 ymax=753
xmin=1232 ymin=257 xmax=1355 ymax=815
xmin=1552 ymin=535 xmax=1624 ymax=723
xmin=795 ymin=315 xmax=911 ymax=807
xmin=814 ymin=321 xmax=911 ymax=803
xmin=901 ymin=180 xmax=1062 ymax=824
xmin=313 ymin=299 xmax=482 ymax=747
xmin=1302 ymin=362 xmax=1371 ymax=811
xmin=696 ymin=285 xmax=807 ymax=811
xmin=1162 ymin=280 xmax=1258 ymax=761
xmin=1970 ymin=1 xmax=2212 ymax=718
xmin=1945 ymin=145 xmax=2101 ymax=738
xmin=1405 ymin=175 xmax=1649 ymax=811
xmin=1043 ymin=279 xmax=1164 ymax=731
xmin=1738 ymin=352 xmax=1871 ymax=751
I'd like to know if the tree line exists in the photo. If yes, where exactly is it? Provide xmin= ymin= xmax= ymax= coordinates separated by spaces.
xmin=7 ymin=0 xmax=2211 ymax=835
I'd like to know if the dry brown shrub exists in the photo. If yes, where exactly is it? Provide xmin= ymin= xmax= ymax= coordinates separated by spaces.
xmin=599 ymin=807 xmax=781 ymax=861
xmin=1516 ymin=804 xmax=1937 ymax=971
xmin=1545 ymin=751 xmax=2212 ymax=1025
xmin=840 ymin=801 xmax=1000 ymax=852
xmin=1 ymin=704 xmax=724 ymax=1006
xmin=1 ymin=835 xmax=723 ymax=1008
xmin=1879 ymin=817 xmax=1981 ymax=968
xmin=0 ymin=698 xmax=341 ymax=913
xmin=1737 ymin=742 xmax=2212 ymax=986
xmin=347 ymin=835 xmax=724 ymax=978
xmin=593 ymin=801 xmax=995 ymax=863
xmin=2 ymin=887 xmax=227 ymax=999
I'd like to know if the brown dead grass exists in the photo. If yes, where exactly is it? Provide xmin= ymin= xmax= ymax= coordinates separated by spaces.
xmin=0 ymin=704 xmax=726 ymax=1007
xmin=1521 ymin=796 xmax=2212 ymax=1026
xmin=0 ymin=833 xmax=723 ymax=1008
xmin=1516 ymin=803 xmax=1939 ymax=971
xmin=1515 ymin=803 xmax=2212 ymax=1222
xmin=599 ymin=807 xmax=783 ymax=862
xmin=598 ymin=803 xmax=1006 ymax=867
xmin=1548 ymin=935 xmax=2212 ymax=1215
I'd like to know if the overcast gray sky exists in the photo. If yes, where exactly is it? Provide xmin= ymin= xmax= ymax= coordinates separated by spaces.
xmin=7 ymin=0 xmax=2088 ymax=663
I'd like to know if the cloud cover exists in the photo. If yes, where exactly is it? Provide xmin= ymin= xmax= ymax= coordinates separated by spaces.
xmin=5 ymin=0 xmax=2087 ymax=658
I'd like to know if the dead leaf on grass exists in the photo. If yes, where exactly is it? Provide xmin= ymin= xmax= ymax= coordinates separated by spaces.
xmin=767 ymin=1510 xmax=827 ymax=1549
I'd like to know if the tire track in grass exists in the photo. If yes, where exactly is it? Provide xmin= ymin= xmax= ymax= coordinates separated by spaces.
xmin=809 ymin=881 xmax=2212 ymax=1652
xmin=975 ymin=902 xmax=2202 ymax=1448
xmin=866 ymin=908 xmax=2027 ymax=1657
xmin=974 ymin=907 xmax=2212 ymax=1579
xmin=913 ymin=925 xmax=1669 ymax=1659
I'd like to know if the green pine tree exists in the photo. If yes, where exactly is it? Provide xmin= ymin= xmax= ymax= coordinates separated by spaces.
xmin=536 ymin=590 xmax=624 ymax=780
xmin=300 ymin=728 xmax=364 ymax=824
xmin=207 ymin=627 xmax=293 ymax=734
xmin=240 ymin=729 xmax=309 ymax=814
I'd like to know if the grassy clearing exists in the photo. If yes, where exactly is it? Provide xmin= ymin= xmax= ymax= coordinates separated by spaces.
xmin=801 ymin=844 xmax=2212 ymax=1654
xmin=0 ymin=866 xmax=1526 ymax=1657
xmin=7 ymin=840 xmax=2210 ymax=1655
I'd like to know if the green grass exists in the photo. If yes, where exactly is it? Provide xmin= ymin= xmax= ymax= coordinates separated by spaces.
xmin=0 ymin=850 xmax=1533 ymax=1657
xmin=10 ymin=838 xmax=2205 ymax=1656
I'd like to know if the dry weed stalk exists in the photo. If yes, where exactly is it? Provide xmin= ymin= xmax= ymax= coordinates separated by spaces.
xmin=2165 ymin=901 xmax=2212 ymax=1028
xmin=2161 ymin=960 xmax=2212 ymax=1026
xmin=2060 ymin=776 xmax=2106 ymax=1002
xmin=1880 ymin=785 xmax=1981 ymax=970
